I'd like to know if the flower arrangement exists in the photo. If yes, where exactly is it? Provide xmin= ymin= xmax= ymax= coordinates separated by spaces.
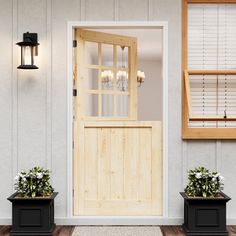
xmin=14 ymin=167 xmax=54 ymax=197
xmin=184 ymin=166 xmax=224 ymax=197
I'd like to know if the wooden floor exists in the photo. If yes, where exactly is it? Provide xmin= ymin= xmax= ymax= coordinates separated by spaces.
xmin=161 ymin=226 xmax=236 ymax=235
xmin=0 ymin=226 xmax=74 ymax=236
xmin=1 ymin=226 xmax=236 ymax=235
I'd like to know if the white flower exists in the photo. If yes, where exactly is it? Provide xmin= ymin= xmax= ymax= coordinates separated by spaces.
xmin=14 ymin=174 xmax=20 ymax=182
xmin=195 ymin=172 xmax=202 ymax=179
xmin=19 ymin=173 xmax=25 ymax=178
xmin=22 ymin=177 xmax=26 ymax=182
xmin=36 ymin=173 xmax=43 ymax=179
xmin=219 ymin=175 xmax=224 ymax=182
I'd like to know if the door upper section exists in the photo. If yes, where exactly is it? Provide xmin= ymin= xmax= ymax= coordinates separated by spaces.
xmin=74 ymin=29 xmax=138 ymax=121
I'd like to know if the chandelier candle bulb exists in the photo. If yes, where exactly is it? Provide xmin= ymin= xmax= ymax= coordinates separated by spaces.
xmin=117 ymin=71 xmax=128 ymax=78
xmin=101 ymin=70 xmax=114 ymax=82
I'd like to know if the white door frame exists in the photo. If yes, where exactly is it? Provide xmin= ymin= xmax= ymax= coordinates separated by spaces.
xmin=67 ymin=21 xmax=169 ymax=224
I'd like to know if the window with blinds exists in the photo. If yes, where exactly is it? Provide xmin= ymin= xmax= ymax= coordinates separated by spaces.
xmin=182 ymin=0 xmax=236 ymax=139
xmin=188 ymin=3 xmax=236 ymax=128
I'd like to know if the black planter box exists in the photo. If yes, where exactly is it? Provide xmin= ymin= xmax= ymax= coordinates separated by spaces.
xmin=8 ymin=192 xmax=58 ymax=236
xmin=180 ymin=192 xmax=231 ymax=236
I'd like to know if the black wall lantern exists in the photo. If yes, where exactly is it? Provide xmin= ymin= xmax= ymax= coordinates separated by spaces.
xmin=17 ymin=32 xmax=39 ymax=69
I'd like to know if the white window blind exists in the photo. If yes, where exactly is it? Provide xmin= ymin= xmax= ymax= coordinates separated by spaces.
xmin=188 ymin=4 xmax=236 ymax=128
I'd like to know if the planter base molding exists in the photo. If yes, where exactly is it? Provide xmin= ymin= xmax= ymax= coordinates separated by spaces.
xmin=9 ymin=224 xmax=55 ymax=236
xmin=183 ymin=224 xmax=228 ymax=236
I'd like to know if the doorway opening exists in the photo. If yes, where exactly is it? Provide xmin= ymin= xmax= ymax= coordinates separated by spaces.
xmin=67 ymin=23 xmax=168 ymax=220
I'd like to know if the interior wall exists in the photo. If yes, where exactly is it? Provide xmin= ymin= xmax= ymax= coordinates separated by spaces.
xmin=138 ymin=59 xmax=162 ymax=121
xmin=1 ymin=0 xmax=236 ymax=222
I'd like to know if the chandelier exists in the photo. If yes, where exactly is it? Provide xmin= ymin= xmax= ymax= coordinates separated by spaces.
xmin=101 ymin=46 xmax=145 ymax=91
xmin=116 ymin=70 xmax=129 ymax=91
xmin=101 ymin=70 xmax=113 ymax=90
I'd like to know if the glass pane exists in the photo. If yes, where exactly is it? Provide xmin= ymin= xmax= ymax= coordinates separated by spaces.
xmin=102 ymin=44 xmax=113 ymax=66
xmin=116 ymin=69 xmax=129 ymax=92
xmin=85 ymin=68 xmax=99 ymax=90
xmin=117 ymin=46 xmax=128 ymax=69
xmin=22 ymin=46 xmax=32 ymax=65
xmin=101 ymin=69 xmax=114 ymax=91
xmin=85 ymin=94 xmax=98 ymax=116
xmin=102 ymin=94 xmax=113 ymax=117
xmin=85 ymin=42 xmax=98 ymax=65
xmin=117 ymin=95 xmax=129 ymax=117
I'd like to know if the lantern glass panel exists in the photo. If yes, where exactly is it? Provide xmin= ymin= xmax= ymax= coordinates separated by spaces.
xmin=22 ymin=46 xmax=32 ymax=66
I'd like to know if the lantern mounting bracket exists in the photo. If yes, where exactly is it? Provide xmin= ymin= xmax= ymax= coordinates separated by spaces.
xmin=23 ymin=32 xmax=38 ymax=44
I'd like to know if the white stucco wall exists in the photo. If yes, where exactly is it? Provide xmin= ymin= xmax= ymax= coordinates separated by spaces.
xmin=1 ymin=0 xmax=236 ymax=224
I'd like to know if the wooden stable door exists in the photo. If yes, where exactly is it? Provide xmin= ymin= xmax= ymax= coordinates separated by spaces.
xmin=73 ymin=29 xmax=163 ymax=216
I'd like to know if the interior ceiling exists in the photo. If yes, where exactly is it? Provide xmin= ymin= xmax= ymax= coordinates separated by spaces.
xmin=85 ymin=28 xmax=163 ymax=61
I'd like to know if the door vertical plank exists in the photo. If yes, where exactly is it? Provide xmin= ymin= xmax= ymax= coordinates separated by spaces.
xmin=73 ymin=121 xmax=85 ymax=215
xmin=138 ymin=128 xmax=152 ymax=201
xmin=76 ymin=32 xmax=85 ymax=119
xmin=73 ymin=29 xmax=78 ymax=120
xmin=129 ymin=40 xmax=138 ymax=120
xmin=84 ymin=128 xmax=98 ymax=200
xmin=98 ymin=128 xmax=111 ymax=201
xmin=113 ymin=45 xmax=117 ymax=117
xmin=124 ymin=128 xmax=139 ymax=199
xmin=110 ymin=128 xmax=124 ymax=200
xmin=98 ymin=43 xmax=102 ymax=117
xmin=151 ymin=122 xmax=163 ymax=215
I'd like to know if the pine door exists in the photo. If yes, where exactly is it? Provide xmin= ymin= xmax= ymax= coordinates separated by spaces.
xmin=73 ymin=29 xmax=162 ymax=216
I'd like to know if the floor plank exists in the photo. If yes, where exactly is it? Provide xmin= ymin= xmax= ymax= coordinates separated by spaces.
xmin=0 ymin=226 xmax=75 ymax=236
xmin=228 ymin=226 xmax=236 ymax=236
xmin=0 ymin=226 xmax=11 ymax=236
xmin=53 ymin=226 xmax=75 ymax=236
xmin=160 ymin=226 xmax=236 ymax=236
xmin=160 ymin=226 xmax=185 ymax=236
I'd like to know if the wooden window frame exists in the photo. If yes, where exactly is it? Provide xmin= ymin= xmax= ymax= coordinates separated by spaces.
xmin=182 ymin=0 xmax=236 ymax=139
